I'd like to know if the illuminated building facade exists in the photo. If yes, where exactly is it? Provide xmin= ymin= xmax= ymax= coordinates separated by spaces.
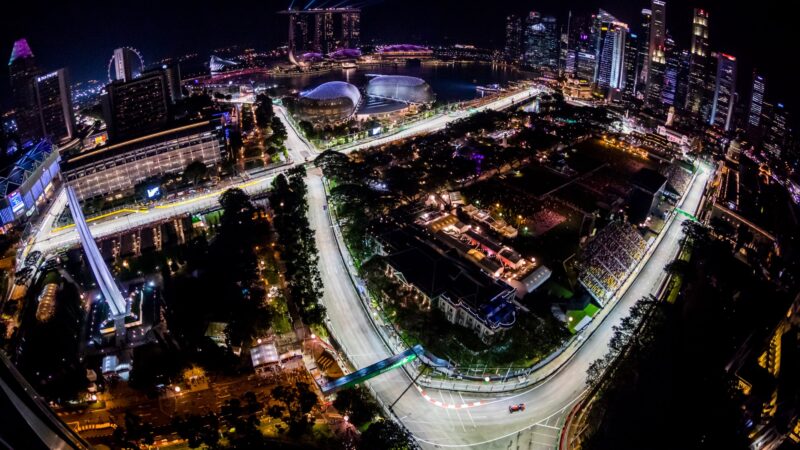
xmin=34 ymin=69 xmax=75 ymax=143
xmin=686 ymin=8 xmax=710 ymax=117
xmin=103 ymin=70 xmax=170 ymax=141
xmin=61 ymin=120 xmax=225 ymax=201
xmin=709 ymin=52 xmax=737 ymax=131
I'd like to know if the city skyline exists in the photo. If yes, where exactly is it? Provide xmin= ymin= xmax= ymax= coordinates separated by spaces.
xmin=2 ymin=2 xmax=799 ymax=449
xmin=0 ymin=0 xmax=796 ymax=115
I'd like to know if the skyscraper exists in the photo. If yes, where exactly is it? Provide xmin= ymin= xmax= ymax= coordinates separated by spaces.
xmin=576 ymin=51 xmax=597 ymax=82
xmin=637 ymin=8 xmax=651 ymax=89
xmin=8 ymin=38 xmax=42 ymax=143
xmin=763 ymin=102 xmax=791 ymax=159
xmin=341 ymin=11 xmax=360 ymax=48
xmin=686 ymin=9 xmax=710 ymax=117
xmin=504 ymin=14 xmax=524 ymax=63
xmin=593 ymin=10 xmax=628 ymax=92
xmin=661 ymin=38 xmax=679 ymax=106
xmin=163 ymin=63 xmax=183 ymax=103
xmin=643 ymin=0 xmax=666 ymax=87
xmin=747 ymin=73 xmax=765 ymax=132
xmin=623 ymin=30 xmax=640 ymax=99
xmin=709 ymin=52 xmax=737 ymax=131
xmin=103 ymin=70 xmax=170 ymax=141
xmin=523 ymin=12 xmax=542 ymax=67
xmin=33 ymin=69 xmax=75 ymax=143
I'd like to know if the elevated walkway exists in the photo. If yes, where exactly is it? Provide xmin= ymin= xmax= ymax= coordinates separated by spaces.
xmin=321 ymin=344 xmax=449 ymax=394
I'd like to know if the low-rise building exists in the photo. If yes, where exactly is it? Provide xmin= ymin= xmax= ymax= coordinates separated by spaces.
xmin=379 ymin=230 xmax=517 ymax=342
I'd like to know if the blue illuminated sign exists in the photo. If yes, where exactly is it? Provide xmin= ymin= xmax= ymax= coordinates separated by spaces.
xmin=9 ymin=191 xmax=24 ymax=214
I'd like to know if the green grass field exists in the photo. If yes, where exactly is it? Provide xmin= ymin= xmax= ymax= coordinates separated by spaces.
xmin=566 ymin=303 xmax=600 ymax=333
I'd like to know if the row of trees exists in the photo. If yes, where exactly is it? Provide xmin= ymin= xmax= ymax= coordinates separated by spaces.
xmin=269 ymin=166 xmax=326 ymax=326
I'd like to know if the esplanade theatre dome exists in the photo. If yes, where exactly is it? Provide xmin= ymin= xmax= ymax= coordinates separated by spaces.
xmin=366 ymin=75 xmax=434 ymax=105
xmin=295 ymin=81 xmax=362 ymax=122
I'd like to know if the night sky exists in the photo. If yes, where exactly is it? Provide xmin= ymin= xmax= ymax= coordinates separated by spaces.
xmin=0 ymin=0 xmax=794 ymax=111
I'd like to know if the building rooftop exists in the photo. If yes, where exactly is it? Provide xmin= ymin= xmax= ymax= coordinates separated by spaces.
xmin=382 ymin=229 xmax=516 ymax=329
xmin=8 ymin=38 xmax=33 ymax=65
xmin=300 ymin=81 xmax=361 ymax=105
xmin=631 ymin=168 xmax=668 ymax=194
xmin=60 ymin=120 xmax=219 ymax=171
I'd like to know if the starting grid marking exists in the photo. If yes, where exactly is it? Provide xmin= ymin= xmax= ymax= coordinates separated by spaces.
xmin=415 ymin=385 xmax=485 ymax=409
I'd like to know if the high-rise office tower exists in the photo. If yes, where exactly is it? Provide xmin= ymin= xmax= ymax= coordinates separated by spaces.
xmin=637 ymin=8 xmax=651 ymax=89
xmin=709 ymin=52 xmax=737 ymax=131
xmin=8 ymin=38 xmax=42 ymax=143
xmin=576 ymin=51 xmax=597 ymax=82
xmin=763 ymin=102 xmax=791 ymax=159
xmin=645 ymin=57 xmax=666 ymax=111
xmin=661 ymin=38 xmax=679 ymax=106
xmin=162 ymin=63 xmax=183 ymax=103
xmin=504 ymin=14 xmax=524 ymax=63
xmin=103 ymin=70 xmax=170 ymax=141
xmin=747 ymin=73 xmax=765 ymax=133
xmin=541 ymin=16 xmax=559 ymax=69
xmin=673 ymin=49 xmax=691 ymax=108
xmin=623 ymin=30 xmax=640 ymax=98
xmin=685 ymin=8 xmax=710 ymax=116
xmin=33 ymin=69 xmax=75 ymax=143
xmin=593 ymin=10 xmax=628 ymax=91
xmin=643 ymin=0 xmax=666 ymax=87
xmin=523 ymin=12 xmax=542 ymax=67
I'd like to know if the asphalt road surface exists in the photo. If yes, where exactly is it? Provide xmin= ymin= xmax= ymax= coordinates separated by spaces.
xmin=21 ymin=85 xmax=710 ymax=449
xmin=306 ymin=165 xmax=710 ymax=449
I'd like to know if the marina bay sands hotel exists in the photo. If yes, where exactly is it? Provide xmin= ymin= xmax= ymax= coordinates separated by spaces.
xmin=279 ymin=7 xmax=360 ymax=57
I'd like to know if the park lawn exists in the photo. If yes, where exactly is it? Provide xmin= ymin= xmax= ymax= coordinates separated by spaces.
xmin=270 ymin=299 xmax=293 ymax=334
xmin=566 ymin=303 xmax=600 ymax=334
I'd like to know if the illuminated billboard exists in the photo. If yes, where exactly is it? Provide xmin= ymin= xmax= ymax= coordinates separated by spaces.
xmin=9 ymin=191 xmax=24 ymax=214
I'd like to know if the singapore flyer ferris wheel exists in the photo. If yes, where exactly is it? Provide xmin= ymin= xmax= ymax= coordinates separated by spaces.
xmin=107 ymin=47 xmax=144 ymax=83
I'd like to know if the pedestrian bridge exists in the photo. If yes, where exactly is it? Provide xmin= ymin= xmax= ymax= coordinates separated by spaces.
xmin=321 ymin=345 xmax=450 ymax=394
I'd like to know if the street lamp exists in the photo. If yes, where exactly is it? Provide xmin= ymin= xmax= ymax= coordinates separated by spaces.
xmin=174 ymin=386 xmax=181 ymax=393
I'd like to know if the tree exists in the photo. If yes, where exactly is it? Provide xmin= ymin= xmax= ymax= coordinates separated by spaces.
xmin=664 ymin=259 xmax=693 ymax=281
xmin=254 ymin=93 xmax=274 ymax=128
xmin=268 ymin=116 xmax=288 ymax=146
xmin=184 ymin=160 xmax=208 ymax=186
xmin=267 ymin=382 xmax=319 ymax=437
xmin=122 ymin=411 xmax=155 ymax=446
xmin=333 ymin=387 xmax=380 ymax=427
xmin=172 ymin=413 xmax=220 ymax=449
xmin=359 ymin=419 xmax=413 ymax=450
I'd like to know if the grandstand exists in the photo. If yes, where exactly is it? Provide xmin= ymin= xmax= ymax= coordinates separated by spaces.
xmin=577 ymin=222 xmax=648 ymax=305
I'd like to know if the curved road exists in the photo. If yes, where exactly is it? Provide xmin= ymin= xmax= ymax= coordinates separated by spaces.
xmin=308 ymin=165 xmax=710 ymax=449
xmin=22 ymin=86 xmax=710 ymax=449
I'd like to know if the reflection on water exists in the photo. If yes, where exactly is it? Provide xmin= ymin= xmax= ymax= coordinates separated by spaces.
xmin=261 ymin=62 xmax=530 ymax=104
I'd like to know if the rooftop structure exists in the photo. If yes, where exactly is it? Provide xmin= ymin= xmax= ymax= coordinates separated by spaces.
xmin=8 ymin=38 xmax=34 ymax=65
xmin=380 ymin=229 xmax=517 ymax=342
xmin=376 ymin=44 xmax=433 ymax=59
xmin=1 ymin=139 xmax=61 ymax=228
xmin=366 ymin=75 xmax=434 ymax=105
xmin=329 ymin=48 xmax=361 ymax=60
xmin=294 ymin=81 xmax=362 ymax=123
xmin=61 ymin=120 xmax=225 ymax=201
